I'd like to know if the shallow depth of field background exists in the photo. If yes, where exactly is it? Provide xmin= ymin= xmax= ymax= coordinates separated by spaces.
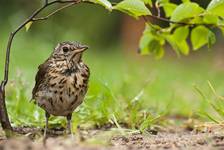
xmin=0 ymin=0 xmax=224 ymax=129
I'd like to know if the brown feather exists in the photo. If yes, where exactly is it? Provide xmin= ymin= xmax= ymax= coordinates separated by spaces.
xmin=32 ymin=59 xmax=50 ymax=99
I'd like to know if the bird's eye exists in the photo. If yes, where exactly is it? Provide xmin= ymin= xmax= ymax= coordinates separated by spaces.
xmin=63 ymin=47 xmax=69 ymax=53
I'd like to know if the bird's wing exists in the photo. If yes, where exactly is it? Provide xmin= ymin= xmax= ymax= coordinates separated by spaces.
xmin=32 ymin=60 xmax=50 ymax=99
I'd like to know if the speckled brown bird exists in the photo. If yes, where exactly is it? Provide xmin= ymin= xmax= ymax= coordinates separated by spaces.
xmin=32 ymin=41 xmax=90 ymax=137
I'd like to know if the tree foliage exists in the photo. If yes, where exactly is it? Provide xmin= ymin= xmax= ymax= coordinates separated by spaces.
xmin=89 ymin=0 xmax=224 ymax=57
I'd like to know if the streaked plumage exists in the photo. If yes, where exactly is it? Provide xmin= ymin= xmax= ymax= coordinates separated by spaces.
xmin=32 ymin=41 xmax=90 ymax=136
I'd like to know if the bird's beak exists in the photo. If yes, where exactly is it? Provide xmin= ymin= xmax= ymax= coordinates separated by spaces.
xmin=75 ymin=45 xmax=89 ymax=53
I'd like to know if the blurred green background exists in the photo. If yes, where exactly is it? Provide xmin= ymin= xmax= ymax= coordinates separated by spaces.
xmin=0 ymin=0 xmax=224 ymax=129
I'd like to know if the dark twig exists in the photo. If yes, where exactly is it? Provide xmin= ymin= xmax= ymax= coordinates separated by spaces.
xmin=0 ymin=0 xmax=81 ymax=133
xmin=143 ymin=15 xmax=223 ymax=28
xmin=33 ymin=3 xmax=75 ymax=21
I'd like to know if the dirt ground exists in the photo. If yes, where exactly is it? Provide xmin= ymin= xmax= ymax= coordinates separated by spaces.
xmin=1 ymin=123 xmax=224 ymax=150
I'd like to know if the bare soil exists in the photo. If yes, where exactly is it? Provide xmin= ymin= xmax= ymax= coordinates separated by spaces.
xmin=1 ymin=123 xmax=224 ymax=150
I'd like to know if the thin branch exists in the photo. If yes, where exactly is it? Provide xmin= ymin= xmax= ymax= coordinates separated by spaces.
xmin=143 ymin=15 xmax=224 ymax=28
xmin=0 ymin=0 xmax=81 ymax=132
xmin=32 ymin=3 xmax=75 ymax=21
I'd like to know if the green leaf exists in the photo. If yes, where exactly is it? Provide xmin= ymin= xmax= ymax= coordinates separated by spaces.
xmin=203 ymin=13 xmax=219 ymax=24
xmin=86 ymin=0 xmax=112 ymax=11
xmin=191 ymin=26 xmax=210 ymax=50
xmin=25 ymin=21 xmax=33 ymax=32
xmin=164 ymin=27 xmax=190 ymax=56
xmin=161 ymin=3 xmax=177 ymax=17
xmin=114 ymin=0 xmax=151 ymax=18
xmin=148 ymin=40 xmax=162 ymax=53
xmin=165 ymin=35 xmax=179 ymax=55
xmin=171 ymin=26 xmax=189 ymax=55
xmin=139 ymin=24 xmax=165 ymax=58
xmin=140 ymin=36 xmax=163 ymax=56
xmin=208 ymin=31 xmax=216 ymax=48
xmin=190 ymin=16 xmax=204 ymax=24
xmin=141 ymin=0 xmax=152 ymax=6
xmin=177 ymin=40 xmax=189 ymax=55
xmin=139 ymin=32 xmax=153 ymax=55
xmin=171 ymin=2 xmax=204 ymax=22
xmin=167 ymin=26 xmax=190 ymax=55
xmin=207 ymin=0 xmax=224 ymax=17
xmin=155 ymin=47 xmax=165 ymax=59
xmin=173 ymin=26 xmax=189 ymax=42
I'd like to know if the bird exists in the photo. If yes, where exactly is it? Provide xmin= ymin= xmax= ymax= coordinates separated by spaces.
xmin=32 ymin=41 xmax=90 ymax=137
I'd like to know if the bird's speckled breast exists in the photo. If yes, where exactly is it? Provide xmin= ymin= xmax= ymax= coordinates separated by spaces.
xmin=35 ymin=61 xmax=89 ymax=116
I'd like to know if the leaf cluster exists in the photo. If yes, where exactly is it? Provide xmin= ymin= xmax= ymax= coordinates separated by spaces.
xmin=88 ymin=0 xmax=224 ymax=57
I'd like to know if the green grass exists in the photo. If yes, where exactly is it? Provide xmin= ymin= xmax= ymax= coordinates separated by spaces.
xmin=1 ymin=31 xmax=224 ymax=132
xmin=194 ymin=81 xmax=224 ymax=123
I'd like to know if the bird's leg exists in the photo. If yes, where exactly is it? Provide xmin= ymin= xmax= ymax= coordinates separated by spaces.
xmin=66 ymin=114 xmax=73 ymax=138
xmin=44 ymin=112 xmax=50 ymax=138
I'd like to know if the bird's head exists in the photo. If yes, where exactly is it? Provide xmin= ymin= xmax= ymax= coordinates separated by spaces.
xmin=52 ymin=41 xmax=88 ymax=63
